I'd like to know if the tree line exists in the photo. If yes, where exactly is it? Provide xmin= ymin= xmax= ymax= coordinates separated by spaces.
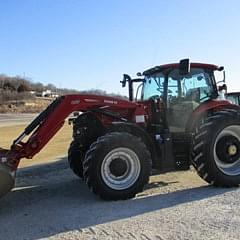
xmin=0 ymin=74 xmax=58 ymax=93
xmin=0 ymin=74 xmax=126 ymax=104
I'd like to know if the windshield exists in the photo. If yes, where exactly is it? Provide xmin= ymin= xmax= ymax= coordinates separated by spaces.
xmin=142 ymin=68 xmax=215 ymax=103
xmin=168 ymin=68 xmax=214 ymax=103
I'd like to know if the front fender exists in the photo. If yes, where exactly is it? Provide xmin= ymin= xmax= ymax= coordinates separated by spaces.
xmin=109 ymin=122 xmax=158 ymax=167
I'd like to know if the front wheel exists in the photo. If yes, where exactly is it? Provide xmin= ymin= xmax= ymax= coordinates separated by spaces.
xmin=191 ymin=109 xmax=240 ymax=186
xmin=83 ymin=132 xmax=152 ymax=200
xmin=68 ymin=141 xmax=84 ymax=179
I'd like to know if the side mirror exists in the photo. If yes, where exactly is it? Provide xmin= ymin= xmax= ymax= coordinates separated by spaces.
xmin=136 ymin=72 xmax=142 ymax=77
xmin=216 ymin=70 xmax=226 ymax=84
xmin=179 ymin=59 xmax=190 ymax=75
xmin=120 ymin=74 xmax=131 ymax=88
xmin=218 ymin=66 xmax=224 ymax=71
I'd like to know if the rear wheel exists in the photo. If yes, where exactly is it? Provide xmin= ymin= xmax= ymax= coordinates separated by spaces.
xmin=83 ymin=132 xmax=152 ymax=200
xmin=191 ymin=109 xmax=240 ymax=186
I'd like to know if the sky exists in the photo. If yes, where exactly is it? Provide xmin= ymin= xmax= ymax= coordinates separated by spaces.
xmin=0 ymin=0 xmax=240 ymax=96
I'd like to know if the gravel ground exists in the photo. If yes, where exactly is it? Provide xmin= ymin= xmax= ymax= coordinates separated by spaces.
xmin=0 ymin=158 xmax=239 ymax=240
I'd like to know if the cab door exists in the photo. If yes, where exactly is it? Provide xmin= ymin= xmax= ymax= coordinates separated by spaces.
xmin=167 ymin=68 xmax=213 ymax=133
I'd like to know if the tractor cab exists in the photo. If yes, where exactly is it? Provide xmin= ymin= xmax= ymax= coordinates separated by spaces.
xmin=141 ymin=60 xmax=222 ymax=132
xmin=122 ymin=59 xmax=225 ymax=133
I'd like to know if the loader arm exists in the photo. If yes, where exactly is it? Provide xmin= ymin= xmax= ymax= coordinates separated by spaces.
xmin=1 ymin=94 xmax=139 ymax=171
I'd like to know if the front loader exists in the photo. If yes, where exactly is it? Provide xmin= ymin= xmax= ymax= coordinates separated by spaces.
xmin=1 ymin=59 xmax=240 ymax=200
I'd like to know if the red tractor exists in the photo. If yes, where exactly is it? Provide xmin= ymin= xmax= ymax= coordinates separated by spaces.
xmin=1 ymin=59 xmax=240 ymax=200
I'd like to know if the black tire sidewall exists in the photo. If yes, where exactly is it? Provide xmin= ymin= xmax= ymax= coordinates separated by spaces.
xmin=205 ymin=114 xmax=240 ymax=184
xmin=84 ymin=133 xmax=151 ymax=200
xmin=68 ymin=141 xmax=84 ymax=178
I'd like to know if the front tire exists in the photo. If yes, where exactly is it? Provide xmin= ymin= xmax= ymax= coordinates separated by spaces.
xmin=191 ymin=109 xmax=240 ymax=186
xmin=83 ymin=132 xmax=152 ymax=200
xmin=68 ymin=141 xmax=84 ymax=178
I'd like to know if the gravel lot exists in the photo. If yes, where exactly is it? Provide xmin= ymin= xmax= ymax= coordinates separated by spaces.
xmin=1 ymin=158 xmax=240 ymax=240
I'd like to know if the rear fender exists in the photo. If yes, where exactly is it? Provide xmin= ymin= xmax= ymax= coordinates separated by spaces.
xmin=186 ymin=100 xmax=240 ymax=132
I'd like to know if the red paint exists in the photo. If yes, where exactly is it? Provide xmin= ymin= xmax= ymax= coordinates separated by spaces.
xmin=187 ymin=99 xmax=240 ymax=131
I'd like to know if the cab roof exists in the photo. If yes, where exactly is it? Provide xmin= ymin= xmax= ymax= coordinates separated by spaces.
xmin=143 ymin=62 xmax=220 ymax=75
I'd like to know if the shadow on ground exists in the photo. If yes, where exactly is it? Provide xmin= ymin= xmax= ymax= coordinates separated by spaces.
xmin=0 ymin=157 xmax=236 ymax=240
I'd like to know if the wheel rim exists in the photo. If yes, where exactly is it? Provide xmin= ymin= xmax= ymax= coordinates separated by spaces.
xmin=214 ymin=125 xmax=240 ymax=176
xmin=101 ymin=147 xmax=141 ymax=190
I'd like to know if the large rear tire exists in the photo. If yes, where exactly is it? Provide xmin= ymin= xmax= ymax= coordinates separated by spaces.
xmin=191 ymin=109 xmax=240 ymax=186
xmin=83 ymin=132 xmax=152 ymax=200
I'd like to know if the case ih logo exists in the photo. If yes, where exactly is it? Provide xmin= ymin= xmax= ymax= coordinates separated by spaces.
xmin=84 ymin=99 xmax=99 ymax=103
xmin=71 ymin=100 xmax=80 ymax=105
xmin=104 ymin=100 xmax=118 ymax=104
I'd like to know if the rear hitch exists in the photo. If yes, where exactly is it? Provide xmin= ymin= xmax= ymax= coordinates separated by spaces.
xmin=0 ymin=148 xmax=16 ymax=198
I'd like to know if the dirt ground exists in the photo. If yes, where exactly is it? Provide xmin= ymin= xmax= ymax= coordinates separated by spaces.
xmin=1 ymin=116 xmax=240 ymax=240
xmin=1 ymin=157 xmax=239 ymax=240
xmin=0 ymin=122 xmax=72 ymax=168
xmin=0 ymin=97 xmax=52 ymax=113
